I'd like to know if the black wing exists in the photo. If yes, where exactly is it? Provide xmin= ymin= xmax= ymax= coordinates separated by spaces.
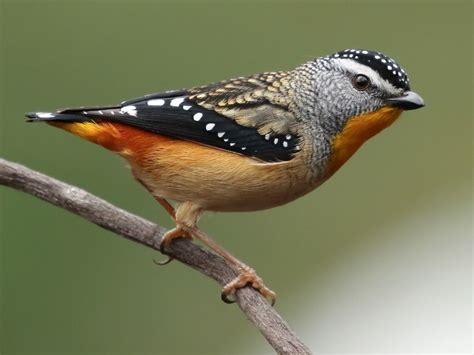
xmin=27 ymin=72 xmax=301 ymax=162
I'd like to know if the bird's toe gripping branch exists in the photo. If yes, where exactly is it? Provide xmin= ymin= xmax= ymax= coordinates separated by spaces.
xmin=221 ymin=266 xmax=277 ymax=306
xmin=157 ymin=224 xmax=278 ymax=306
xmin=154 ymin=226 xmax=192 ymax=265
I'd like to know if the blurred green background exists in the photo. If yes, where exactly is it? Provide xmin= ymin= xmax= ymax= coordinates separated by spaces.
xmin=1 ymin=1 xmax=472 ymax=354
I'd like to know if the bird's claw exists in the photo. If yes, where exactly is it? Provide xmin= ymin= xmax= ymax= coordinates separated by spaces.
xmin=221 ymin=269 xmax=276 ymax=306
xmin=155 ymin=227 xmax=192 ymax=266
xmin=221 ymin=290 xmax=237 ymax=304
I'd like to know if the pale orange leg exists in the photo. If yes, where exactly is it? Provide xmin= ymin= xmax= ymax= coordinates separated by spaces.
xmin=134 ymin=177 xmax=192 ymax=264
xmin=153 ymin=196 xmax=176 ymax=220
xmin=135 ymin=179 xmax=276 ymax=305
xmin=158 ymin=216 xmax=276 ymax=304
xmin=186 ymin=226 xmax=276 ymax=305
xmin=153 ymin=200 xmax=193 ymax=246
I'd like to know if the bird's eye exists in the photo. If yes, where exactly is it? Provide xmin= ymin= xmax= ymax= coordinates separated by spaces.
xmin=352 ymin=74 xmax=370 ymax=90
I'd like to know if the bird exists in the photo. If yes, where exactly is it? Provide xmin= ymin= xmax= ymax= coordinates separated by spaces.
xmin=26 ymin=48 xmax=424 ymax=305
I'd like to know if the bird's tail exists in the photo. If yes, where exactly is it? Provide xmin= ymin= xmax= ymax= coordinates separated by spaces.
xmin=26 ymin=106 xmax=123 ymax=150
xmin=25 ymin=104 xmax=120 ymax=123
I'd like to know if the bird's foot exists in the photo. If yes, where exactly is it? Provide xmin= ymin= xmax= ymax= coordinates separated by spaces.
xmin=221 ymin=266 xmax=276 ymax=306
xmin=154 ymin=226 xmax=192 ymax=265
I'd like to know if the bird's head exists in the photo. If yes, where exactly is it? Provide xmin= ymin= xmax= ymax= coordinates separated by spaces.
xmin=295 ymin=48 xmax=424 ymax=136
xmin=293 ymin=49 xmax=424 ymax=175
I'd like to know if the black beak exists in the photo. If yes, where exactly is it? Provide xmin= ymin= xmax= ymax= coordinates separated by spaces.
xmin=386 ymin=91 xmax=425 ymax=110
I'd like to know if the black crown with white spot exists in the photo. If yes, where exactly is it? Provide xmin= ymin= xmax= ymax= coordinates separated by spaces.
xmin=330 ymin=49 xmax=410 ymax=90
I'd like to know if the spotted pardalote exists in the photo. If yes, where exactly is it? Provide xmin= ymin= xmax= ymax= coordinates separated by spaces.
xmin=27 ymin=48 xmax=424 ymax=304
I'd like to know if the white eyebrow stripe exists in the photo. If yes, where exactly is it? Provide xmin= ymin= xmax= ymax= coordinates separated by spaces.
xmin=333 ymin=58 xmax=401 ymax=95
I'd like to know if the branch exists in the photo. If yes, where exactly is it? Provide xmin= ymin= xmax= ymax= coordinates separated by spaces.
xmin=0 ymin=158 xmax=311 ymax=355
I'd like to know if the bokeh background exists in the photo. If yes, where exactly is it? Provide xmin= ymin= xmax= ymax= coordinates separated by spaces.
xmin=1 ymin=1 xmax=472 ymax=354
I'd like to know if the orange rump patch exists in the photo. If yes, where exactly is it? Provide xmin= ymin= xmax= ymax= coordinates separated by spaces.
xmin=49 ymin=121 xmax=167 ymax=157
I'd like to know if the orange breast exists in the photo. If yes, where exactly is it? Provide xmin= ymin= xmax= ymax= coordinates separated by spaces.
xmin=324 ymin=106 xmax=403 ymax=178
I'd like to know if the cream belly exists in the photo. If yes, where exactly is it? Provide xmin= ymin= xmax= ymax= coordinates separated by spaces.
xmin=128 ymin=140 xmax=321 ymax=212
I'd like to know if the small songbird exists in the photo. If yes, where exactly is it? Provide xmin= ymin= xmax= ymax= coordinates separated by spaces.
xmin=27 ymin=49 xmax=424 ymax=305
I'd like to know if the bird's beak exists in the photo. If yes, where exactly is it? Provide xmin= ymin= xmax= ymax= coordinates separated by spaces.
xmin=386 ymin=91 xmax=425 ymax=110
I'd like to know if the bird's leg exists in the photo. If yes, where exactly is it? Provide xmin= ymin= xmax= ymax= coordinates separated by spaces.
xmin=185 ymin=225 xmax=276 ymax=306
xmin=154 ymin=196 xmax=176 ymax=220
xmin=164 ymin=203 xmax=276 ymax=305
xmin=137 ymin=195 xmax=276 ymax=305
xmin=133 ymin=176 xmax=191 ymax=264
xmin=154 ymin=205 xmax=194 ymax=265
xmin=134 ymin=176 xmax=177 ymax=220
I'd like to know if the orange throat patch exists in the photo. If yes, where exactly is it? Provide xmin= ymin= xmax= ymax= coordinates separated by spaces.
xmin=324 ymin=106 xmax=403 ymax=178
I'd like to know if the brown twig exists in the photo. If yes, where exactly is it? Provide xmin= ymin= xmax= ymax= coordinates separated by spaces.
xmin=0 ymin=157 xmax=311 ymax=355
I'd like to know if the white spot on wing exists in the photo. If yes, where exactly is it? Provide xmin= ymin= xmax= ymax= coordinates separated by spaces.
xmin=193 ymin=113 xmax=203 ymax=121
xmin=217 ymin=132 xmax=225 ymax=137
xmin=170 ymin=97 xmax=184 ymax=107
xmin=147 ymin=99 xmax=165 ymax=106
xmin=205 ymin=123 xmax=215 ymax=131
xmin=120 ymin=105 xmax=138 ymax=117
xmin=183 ymin=105 xmax=192 ymax=110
